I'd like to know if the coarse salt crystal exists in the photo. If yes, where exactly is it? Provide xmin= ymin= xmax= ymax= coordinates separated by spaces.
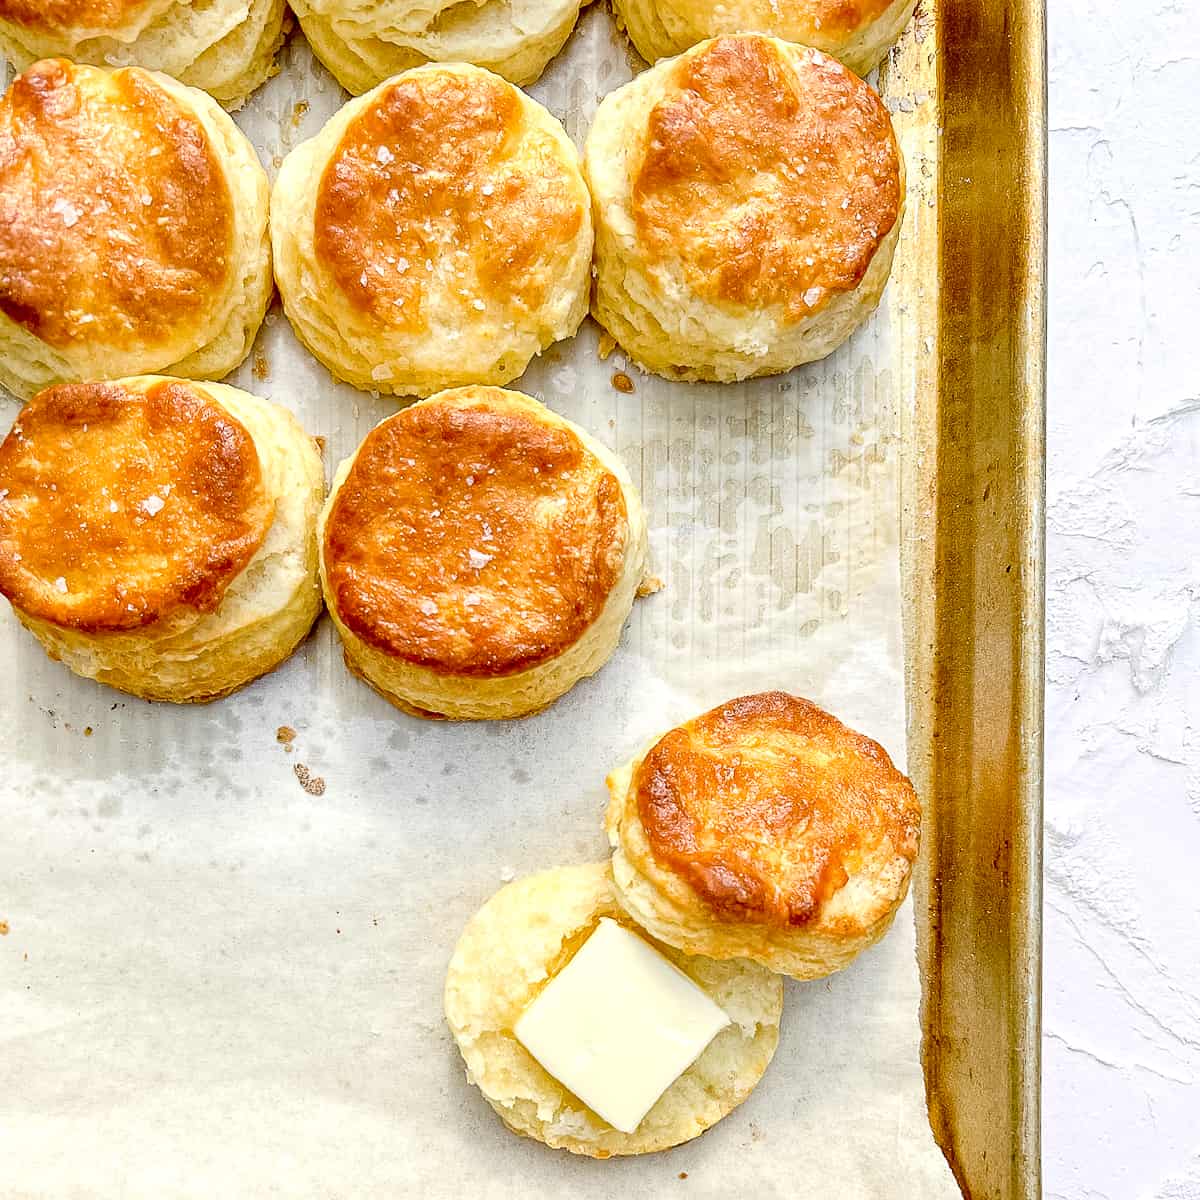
xmin=468 ymin=549 xmax=492 ymax=569
xmin=140 ymin=495 xmax=165 ymax=516
xmin=51 ymin=197 xmax=79 ymax=227
xmin=109 ymin=501 xmax=119 ymax=512
xmin=54 ymin=576 xmax=68 ymax=593
xmin=376 ymin=145 xmax=394 ymax=165
xmin=419 ymin=598 xmax=437 ymax=616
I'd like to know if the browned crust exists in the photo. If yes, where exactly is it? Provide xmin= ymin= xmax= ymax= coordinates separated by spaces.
xmin=323 ymin=388 xmax=627 ymax=677
xmin=631 ymin=36 xmax=901 ymax=321
xmin=313 ymin=70 xmax=584 ymax=333
xmin=0 ymin=59 xmax=234 ymax=351
xmin=634 ymin=691 xmax=920 ymax=928
xmin=0 ymin=379 xmax=273 ymax=631
xmin=794 ymin=0 xmax=896 ymax=36
xmin=0 ymin=0 xmax=149 ymax=33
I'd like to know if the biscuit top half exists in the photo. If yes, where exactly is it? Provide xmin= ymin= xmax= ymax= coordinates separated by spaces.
xmin=632 ymin=691 xmax=920 ymax=928
xmin=322 ymin=387 xmax=629 ymax=677
xmin=0 ymin=378 xmax=273 ymax=632
xmin=0 ymin=0 xmax=156 ymax=36
xmin=0 ymin=60 xmax=234 ymax=353
xmin=313 ymin=66 xmax=587 ymax=336
xmin=630 ymin=36 xmax=902 ymax=322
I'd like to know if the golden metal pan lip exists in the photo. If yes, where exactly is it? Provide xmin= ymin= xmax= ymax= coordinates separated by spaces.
xmin=895 ymin=1 xmax=1046 ymax=1195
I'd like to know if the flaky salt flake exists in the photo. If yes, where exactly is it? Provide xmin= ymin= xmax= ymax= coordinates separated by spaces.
xmin=468 ymin=549 xmax=492 ymax=569
xmin=51 ymin=197 xmax=80 ymax=227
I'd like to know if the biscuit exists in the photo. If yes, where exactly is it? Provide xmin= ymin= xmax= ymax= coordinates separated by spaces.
xmin=0 ymin=60 xmax=271 ymax=401
xmin=290 ymin=0 xmax=585 ymax=93
xmin=444 ymin=861 xmax=782 ymax=1157
xmin=319 ymin=386 xmax=647 ymax=720
xmin=584 ymin=35 xmax=905 ymax=382
xmin=272 ymin=64 xmax=591 ymax=398
xmin=613 ymin=0 xmax=916 ymax=77
xmin=605 ymin=692 xmax=921 ymax=978
xmin=0 ymin=0 xmax=289 ymax=110
xmin=0 ymin=376 xmax=324 ymax=702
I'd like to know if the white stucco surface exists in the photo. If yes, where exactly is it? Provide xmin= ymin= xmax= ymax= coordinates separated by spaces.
xmin=1046 ymin=2 xmax=1200 ymax=1196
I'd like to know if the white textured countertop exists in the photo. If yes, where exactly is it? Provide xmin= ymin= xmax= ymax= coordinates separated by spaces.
xmin=1046 ymin=2 xmax=1200 ymax=1196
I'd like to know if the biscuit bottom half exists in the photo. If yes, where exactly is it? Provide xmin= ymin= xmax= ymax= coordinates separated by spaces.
xmin=444 ymin=861 xmax=782 ymax=1157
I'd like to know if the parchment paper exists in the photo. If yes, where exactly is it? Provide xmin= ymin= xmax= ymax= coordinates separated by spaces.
xmin=0 ymin=18 xmax=961 ymax=1197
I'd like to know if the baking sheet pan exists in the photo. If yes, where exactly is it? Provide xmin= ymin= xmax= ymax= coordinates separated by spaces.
xmin=0 ymin=2 xmax=1046 ymax=1195
xmin=896 ymin=2 xmax=1046 ymax=1196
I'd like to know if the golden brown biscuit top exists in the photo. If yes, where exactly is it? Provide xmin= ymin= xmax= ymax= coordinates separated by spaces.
xmin=0 ymin=59 xmax=234 ymax=352
xmin=0 ymin=379 xmax=273 ymax=632
xmin=634 ymin=692 xmax=920 ymax=927
xmin=313 ymin=70 xmax=585 ymax=333
xmin=0 ymin=0 xmax=152 ymax=33
xmin=631 ymin=36 xmax=902 ymax=321
xmin=323 ymin=389 xmax=628 ymax=677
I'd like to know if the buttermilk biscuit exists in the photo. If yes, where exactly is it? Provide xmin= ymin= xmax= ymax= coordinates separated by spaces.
xmin=0 ymin=60 xmax=271 ymax=401
xmin=444 ymin=861 xmax=782 ymax=1157
xmin=606 ymin=692 xmax=921 ymax=979
xmin=272 ymin=65 xmax=591 ymax=398
xmin=289 ymin=0 xmax=585 ymax=94
xmin=319 ymin=387 xmax=646 ymax=721
xmin=0 ymin=0 xmax=289 ymax=110
xmin=584 ymin=35 xmax=905 ymax=382
xmin=614 ymin=0 xmax=916 ymax=76
xmin=0 ymin=376 xmax=324 ymax=702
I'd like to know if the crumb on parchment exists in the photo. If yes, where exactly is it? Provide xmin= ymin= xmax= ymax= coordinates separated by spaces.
xmin=636 ymin=574 xmax=664 ymax=598
xmin=294 ymin=763 xmax=326 ymax=797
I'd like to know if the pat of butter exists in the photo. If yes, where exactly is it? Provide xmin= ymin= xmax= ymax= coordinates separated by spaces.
xmin=513 ymin=917 xmax=730 ymax=1134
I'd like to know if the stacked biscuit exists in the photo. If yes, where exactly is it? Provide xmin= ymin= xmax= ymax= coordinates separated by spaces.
xmin=445 ymin=691 xmax=921 ymax=1155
